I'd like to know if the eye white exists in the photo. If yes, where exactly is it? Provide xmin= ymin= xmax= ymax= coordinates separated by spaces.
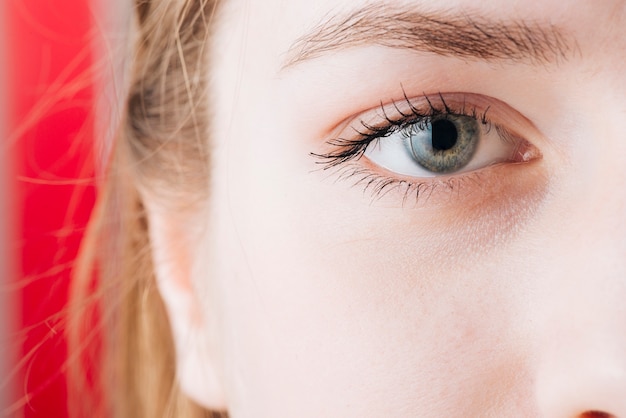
xmin=364 ymin=122 xmax=516 ymax=178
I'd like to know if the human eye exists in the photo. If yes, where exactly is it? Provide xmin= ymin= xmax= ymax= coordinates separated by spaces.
xmin=312 ymin=91 xmax=541 ymax=204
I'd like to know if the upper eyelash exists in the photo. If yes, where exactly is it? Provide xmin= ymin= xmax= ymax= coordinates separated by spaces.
xmin=311 ymin=91 xmax=492 ymax=169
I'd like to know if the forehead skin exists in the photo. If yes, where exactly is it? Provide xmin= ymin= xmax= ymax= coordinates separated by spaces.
xmin=196 ymin=0 xmax=626 ymax=417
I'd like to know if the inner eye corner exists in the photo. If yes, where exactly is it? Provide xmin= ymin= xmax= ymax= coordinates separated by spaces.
xmin=517 ymin=139 xmax=543 ymax=163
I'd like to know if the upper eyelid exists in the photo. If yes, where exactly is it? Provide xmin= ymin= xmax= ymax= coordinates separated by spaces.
xmin=364 ymin=93 xmax=490 ymax=126
xmin=353 ymin=92 xmax=542 ymax=147
xmin=351 ymin=94 xmax=493 ymax=145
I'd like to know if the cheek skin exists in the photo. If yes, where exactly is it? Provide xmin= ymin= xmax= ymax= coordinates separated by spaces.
xmin=294 ymin=163 xmax=547 ymax=416
xmin=205 ymin=123 xmax=550 ymax=416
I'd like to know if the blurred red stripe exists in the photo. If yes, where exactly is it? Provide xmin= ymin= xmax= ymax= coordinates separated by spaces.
xmin=6 ymin=0 xmax=97 ymax=417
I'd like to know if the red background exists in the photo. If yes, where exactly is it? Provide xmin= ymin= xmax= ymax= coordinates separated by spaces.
xmin=6 ymin=0 xmax=97 ymax=416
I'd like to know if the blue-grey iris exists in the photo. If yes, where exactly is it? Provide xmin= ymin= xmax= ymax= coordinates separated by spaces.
xmin=405 ymin=115 xmax=480 ymax=173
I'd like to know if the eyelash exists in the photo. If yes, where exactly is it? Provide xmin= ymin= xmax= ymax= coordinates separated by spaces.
xmin=311 ymin=92 xmax=517 ymax=204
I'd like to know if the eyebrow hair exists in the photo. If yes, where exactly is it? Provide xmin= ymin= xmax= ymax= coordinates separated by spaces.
xmin=284 ymin=4 xmax=576 ymax=68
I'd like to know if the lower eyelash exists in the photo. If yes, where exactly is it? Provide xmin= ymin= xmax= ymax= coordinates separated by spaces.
xmin=329 ymin=161 xmax=483 ymax=206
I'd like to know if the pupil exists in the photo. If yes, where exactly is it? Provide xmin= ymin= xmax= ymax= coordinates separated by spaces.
xmin=431 ymin=119 xmax=458 ymax=151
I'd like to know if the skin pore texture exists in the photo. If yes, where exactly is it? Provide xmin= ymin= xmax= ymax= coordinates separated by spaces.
xmin=144 ymin=0 xmax=626 ymax=416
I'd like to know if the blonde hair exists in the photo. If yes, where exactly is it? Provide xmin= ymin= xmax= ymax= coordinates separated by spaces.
xmin=70 ymin=0 xmax=225 ymax=416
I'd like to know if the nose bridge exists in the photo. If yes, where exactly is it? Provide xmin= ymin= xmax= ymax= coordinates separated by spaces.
xmin=559 ymin=168 xmax=626 ymax=291
xmin=532 ymin=104 xmax=626 ymax=416
xmin=564 ymin=98 xmax=626 ymax=277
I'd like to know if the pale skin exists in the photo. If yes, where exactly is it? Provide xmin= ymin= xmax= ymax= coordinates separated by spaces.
xmin=144 ymin=0 xmax=626 ymax=416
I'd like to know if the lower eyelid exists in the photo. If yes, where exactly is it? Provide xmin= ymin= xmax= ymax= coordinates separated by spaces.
xmin=331 ymin=154 xmax=543 ymax=208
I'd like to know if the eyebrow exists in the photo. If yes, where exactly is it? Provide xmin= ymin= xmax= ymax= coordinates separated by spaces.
xmin=284 ymin=4 xmax=576 ymax=68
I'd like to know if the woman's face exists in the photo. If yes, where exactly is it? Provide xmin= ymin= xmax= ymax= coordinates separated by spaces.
xmin=166 ymin=0 xmax=626 ymax=416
